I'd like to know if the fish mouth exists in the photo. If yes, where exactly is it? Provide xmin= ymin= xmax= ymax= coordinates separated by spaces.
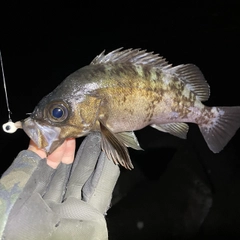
xmin=22 ymin=117 xmax=62 ymax=154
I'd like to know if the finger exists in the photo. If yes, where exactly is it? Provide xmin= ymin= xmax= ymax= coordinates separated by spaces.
xmin=47 ymin=141 xmax=67 ymax=169
xmin=43 ymin=162 xmax=72 ymax=203
xmin=82 ymin=151 xmax=120 ymax=214
xmin=61 ymin=138 xmax=76 ymax=164
xmin=28 ymin=139 xmax=47 ymax=159
xmin=64 ymin=133 xmax=102 ymax=200
xmin=42 ymin=139 xmax=75 ymax=203
xmin=28 ymin=139 xmax=69 ymax=169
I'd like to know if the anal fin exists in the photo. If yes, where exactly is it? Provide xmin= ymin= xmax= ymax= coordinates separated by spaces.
xmin=151 ymin=122 xmax=189 ymax=139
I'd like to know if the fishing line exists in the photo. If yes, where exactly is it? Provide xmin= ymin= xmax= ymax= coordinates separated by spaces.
xmin=1 ymin=50 xmax=22 ymax=133
xmin=0 ymin=50 xmax=12 ymax=121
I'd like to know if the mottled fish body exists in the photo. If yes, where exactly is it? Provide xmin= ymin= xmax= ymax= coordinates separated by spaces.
xmin=22 ymin=48 xmax=240 ymax=169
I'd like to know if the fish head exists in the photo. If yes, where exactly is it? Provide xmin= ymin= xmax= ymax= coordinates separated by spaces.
xmin=22 ymin=92 xmax=101 ymax=154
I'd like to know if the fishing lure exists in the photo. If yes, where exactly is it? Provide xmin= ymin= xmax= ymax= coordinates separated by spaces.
xmin=1 ymin=51 xmax=22 ymax=133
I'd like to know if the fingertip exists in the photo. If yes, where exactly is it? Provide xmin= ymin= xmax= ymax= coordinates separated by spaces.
xmin=47 ymin=141 xmax=67 ymax=168
xmin=28 ymin=139 xmax=47 ymax=159
xmin=62 ymin=138 xmax=76 ymax=164
xmin=28 ymin=138 xmax=76 ymax=168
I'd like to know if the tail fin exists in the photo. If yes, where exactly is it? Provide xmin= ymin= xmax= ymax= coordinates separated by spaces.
xmin=199 ymin=106 xmax=240 ymax=153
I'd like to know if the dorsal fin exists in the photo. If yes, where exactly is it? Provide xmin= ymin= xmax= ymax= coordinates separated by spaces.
xmin=90 ymin=48 xmax=171 ymax=68
xmin=91 ymin=48 xmax=210 ymax=101
xmin=167 ymin=64 xmax=210 ymax=101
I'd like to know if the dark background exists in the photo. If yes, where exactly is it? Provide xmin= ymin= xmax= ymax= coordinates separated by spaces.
xmin=1 ymin=1 xmax=240 ymax=239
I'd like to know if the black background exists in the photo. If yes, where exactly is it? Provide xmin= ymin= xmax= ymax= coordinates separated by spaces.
xmin=0 ymin=1 xmax=240 ymax=239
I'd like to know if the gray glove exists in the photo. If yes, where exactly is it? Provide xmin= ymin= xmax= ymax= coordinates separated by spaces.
xmin=0 ymin=132 xmax=120 ymax=240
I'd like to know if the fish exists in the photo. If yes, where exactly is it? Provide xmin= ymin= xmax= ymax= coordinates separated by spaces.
xmin=21 ymin=48 xmax=240 ymax=169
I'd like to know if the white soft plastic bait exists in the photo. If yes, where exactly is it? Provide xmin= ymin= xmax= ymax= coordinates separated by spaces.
xmin=2 ymin=121 xmax=22 ymax=133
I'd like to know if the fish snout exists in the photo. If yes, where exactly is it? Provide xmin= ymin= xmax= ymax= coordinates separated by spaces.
xmin=22 ymin=117 xmax=62 ymax=154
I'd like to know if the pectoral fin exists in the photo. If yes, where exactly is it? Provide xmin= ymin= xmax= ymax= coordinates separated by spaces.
xmin=99 ymin=121 xmax=134 ymax=170
xmin=151 ymin=122 xmax=189 ymax=139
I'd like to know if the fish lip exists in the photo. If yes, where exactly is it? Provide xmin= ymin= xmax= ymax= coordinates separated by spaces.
xmin=22 ymin=117 xmax=62 ymax=154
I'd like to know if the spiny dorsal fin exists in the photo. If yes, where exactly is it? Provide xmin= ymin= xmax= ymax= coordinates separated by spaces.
xmin=99 ymin=121 xmax=134 ymax=170
xmin=91 ymin=48 xmax=171 ymax=68
xmin=167 ymin=64 xmax=210 ymax=102
xmin=91 ymin=48 xmax=209 ymax=101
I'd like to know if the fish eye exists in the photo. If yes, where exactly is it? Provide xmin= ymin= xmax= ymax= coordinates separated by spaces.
xmin=48 ymin=103 xmax=68 ymax=122
xmin=52 ymin=107 xmax=64 ymax=118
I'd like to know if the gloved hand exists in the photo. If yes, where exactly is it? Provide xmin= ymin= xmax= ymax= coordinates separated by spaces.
xmin=0 ymin=132 xmax=120 ymax=240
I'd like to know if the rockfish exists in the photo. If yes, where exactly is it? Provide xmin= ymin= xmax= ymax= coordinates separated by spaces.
xmin=21 ymin=48 xmax=240 ymax=169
